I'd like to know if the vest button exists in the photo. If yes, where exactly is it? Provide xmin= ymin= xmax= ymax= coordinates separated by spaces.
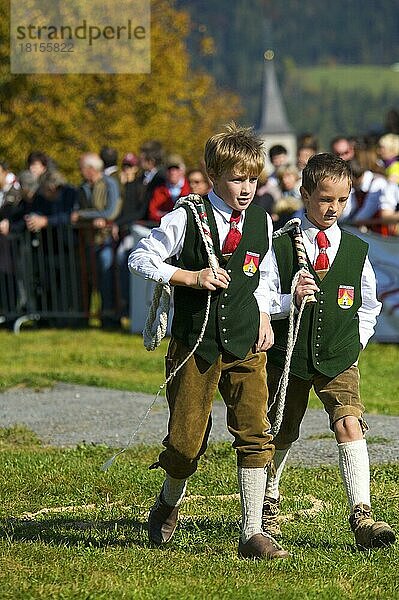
xmin=224 ymin=293 xmax=228 ymax=297
xmin=221 ymin=316 xmax=226 ymax=320
xmin=319 ymin=309 xmax=323 ymax=313
xmin=317 ymin=326 xmax=321 ymax=330
xmin=316 ymin=361 xmax=320 ymax=365
xmin=316 ymin=343 xmax=320 ymax=347
xmin=316 ymin=335 xmax=321 ymax=339
xmin=318 ymin=318 xmax=322 ymax=322
xmin=320 ymin=300 xmax=324 ymax=304
xmin=222 ymin=328 xmax=226 ymax=332
xmin=227 ymin=269 xmax=232 ymax=273
xmin=224 ymin=339 xmax=228 ymax=343
xmin=221 ymin=305 xmax=225 ymax=308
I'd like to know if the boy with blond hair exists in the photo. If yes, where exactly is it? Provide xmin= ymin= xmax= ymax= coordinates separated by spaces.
xmin=129 ymin=123 xmax=288 ymax=559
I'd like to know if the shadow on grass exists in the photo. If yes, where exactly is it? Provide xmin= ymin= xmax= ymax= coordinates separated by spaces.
xmin=0 ymin=516 xmax=240 ymax=552
xmin=0 ymin=515 xmax=354 ymax=554
xmin=0 ymin=516 xmax=148 ymax=548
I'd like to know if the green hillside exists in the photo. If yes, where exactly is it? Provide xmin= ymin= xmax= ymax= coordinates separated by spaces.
xmin=283 ymin=65 xmax=399 ymax=147
xmin=298 ymin=65 xmax=399 ymax=95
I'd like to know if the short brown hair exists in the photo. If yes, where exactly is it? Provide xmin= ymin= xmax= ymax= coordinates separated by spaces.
xmin=302 ymin=153 xmax=351 ymax=195
xmin=204 ymin=122 xmax=265 ymax=179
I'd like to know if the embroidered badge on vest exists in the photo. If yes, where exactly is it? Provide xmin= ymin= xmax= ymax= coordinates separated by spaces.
xmin=243 ymin=251 xmax=260 ymax=277
xmin=337 ymin=285 xmax=354 ymax=309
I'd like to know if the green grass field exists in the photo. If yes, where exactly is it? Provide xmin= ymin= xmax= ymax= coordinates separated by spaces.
xmin=0 ymin=329 xmax=398 ymax=598
xmin=0 ymin=430 xmax=398 ymax=600
xmin=0 ymin=330 xmax=398 ymax=414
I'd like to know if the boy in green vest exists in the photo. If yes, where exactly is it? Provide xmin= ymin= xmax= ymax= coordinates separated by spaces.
xmin=129 ymin=123 xmax=288 ymax=559
xmin=263 ymin=153 xmax=395 ymax=549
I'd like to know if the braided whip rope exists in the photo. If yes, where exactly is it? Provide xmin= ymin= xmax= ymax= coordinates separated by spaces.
xmin=143 ymin=194 xmax=218 ymax=351
xmin=101 ymin=194 xmax=219 ymax=471
xmin=268 ymin=217 xmax=315 ymax=436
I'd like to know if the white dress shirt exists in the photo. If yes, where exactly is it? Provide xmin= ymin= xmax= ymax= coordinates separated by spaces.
xmin=128 ymin=189 xmax=274 ymax=314
xmin=340 ymin=170 xmax=397 ymax=222
xmin=265 ymin=215 xmax=382 ymax=348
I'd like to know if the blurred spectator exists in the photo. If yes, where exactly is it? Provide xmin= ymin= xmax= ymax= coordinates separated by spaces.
xmin=297 ymin=132 xmax=319 ymax=151
xmin=24 ymin=170 xmax=79 ymax=232
xmin=0 ymin=161 xmax=19 ymax=209
xmin=268 ymin=144 xmax=289 ymax=185
xmin=330 ymin=136 xmax=356 ymax=161
xmin=0 ymin=171 xmax=39 ymax=320
xmin=340 ymin=159 xmax=397 ymax=236
xmin=72 ymin=152 xmax=121 ymax=329
xmin=273 ymin=164 xmax=303 ymax=229
xmin=187 ymin=168 xmax=211 ymax=196
xmin=27 ymin=151 xmax=49 ymax=180
xmin=296 ymin=145 xmax=317 ymax=172
xmin=252 ymin=169 xmax=275 ymax=216
xmin=262 ymin=144 xmax=290 ymax=202
xmin=137 ymin=140 xmax=166 ymax=220
xmin=120 ymin=153 xmax=140 ymax=185
xmin=100 ymin=146 xmax=120 ymax=191
xmin=354 ymin=141 xmax=386 ymax=175
xmin=113 ymin=153 xmax=151 ymax=320
xmin=4 ymin=171 xmax=42 ymax=235
xmin=147 ymin=154 xmax=190 ymax=223
xmin=377 ymin=134 xmax=399 ymax=185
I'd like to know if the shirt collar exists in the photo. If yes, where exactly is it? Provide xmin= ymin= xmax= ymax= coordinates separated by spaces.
xmin=208 ymin=188 xmax=242 ymax=223
xmin=301 ymin=214 xmax=340 ymax=245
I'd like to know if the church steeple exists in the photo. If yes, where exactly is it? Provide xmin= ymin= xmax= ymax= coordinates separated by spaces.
xmin=257 ymin=48 xmax=297 ymax=169
xmin=259 ymin=50 xmax=293 ymax=135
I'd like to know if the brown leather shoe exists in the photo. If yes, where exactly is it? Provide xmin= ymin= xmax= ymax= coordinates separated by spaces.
xmin=349 ymin=503 xmax=396 ymax=549
xmin=148 ymin=494 xmax=179 ymax=546
xmin=238 ymin=533 xmax=289 ymax=559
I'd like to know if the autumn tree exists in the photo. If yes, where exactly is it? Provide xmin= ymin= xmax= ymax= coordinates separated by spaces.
xmin=0 ymin=0 xmax=241 ymax=180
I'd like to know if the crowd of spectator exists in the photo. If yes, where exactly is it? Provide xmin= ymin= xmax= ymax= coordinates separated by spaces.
xmin=253 ymin=131 xmax=399 ymax=233
xmin=0 ymin=141 xmax=212 ymax=329
xmin=0 ymin=129 xmax=398 ymax=330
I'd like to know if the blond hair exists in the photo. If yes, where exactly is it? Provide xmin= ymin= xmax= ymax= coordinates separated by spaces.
xmin=204 ymin=122 xmax=265 ymax=179
xmin=378 ymin=133 xmax=399 ymax=156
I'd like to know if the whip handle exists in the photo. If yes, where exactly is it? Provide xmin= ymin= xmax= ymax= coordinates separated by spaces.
xmin=292 ymin=225 xmax=317 ymax=303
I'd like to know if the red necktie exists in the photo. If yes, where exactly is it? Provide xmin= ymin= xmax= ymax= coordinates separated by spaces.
xmin=314 ymin=230 xmax=330 ymax=273
xmin=222 ymin=210 xmax=242 ymax=255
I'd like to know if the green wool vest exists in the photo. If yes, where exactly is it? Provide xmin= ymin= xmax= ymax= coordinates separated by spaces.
xmin=268 ymin=229 xmax=368 ymax=379
xmin=172 ymin=197 xmax=269 ymax=364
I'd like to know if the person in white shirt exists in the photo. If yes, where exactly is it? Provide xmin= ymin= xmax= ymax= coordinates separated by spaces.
xmin=129 ymin=123 xmax=289 ymax=560
xmin=340 ymin=160 xmax=397 ymax=236
xmin=262 ymin=153 xmax=395 ymax=550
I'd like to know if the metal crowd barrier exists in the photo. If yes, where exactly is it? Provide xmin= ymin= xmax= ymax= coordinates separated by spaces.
xmin=0 ymin=224 xmax=120 ymax=332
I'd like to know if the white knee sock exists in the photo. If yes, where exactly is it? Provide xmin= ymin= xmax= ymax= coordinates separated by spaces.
xmin=338 ymin=439 xmax=370 ymax=509
xmin=264 ymin=447 xmax=291 ymax=500
xmin=162 ymin=475 xmax=187 ymax=507
xmin=238 ymin=466 xmax=267 ymax=543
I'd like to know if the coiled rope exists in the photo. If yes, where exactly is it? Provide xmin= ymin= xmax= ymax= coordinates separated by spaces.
xmin=101 ymin=194 xmax=219 ymax=471
xmin=268 ymin=217 xmax=314 ymax=436
xmin=143 ymin=194 xmax=218 ymax=351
